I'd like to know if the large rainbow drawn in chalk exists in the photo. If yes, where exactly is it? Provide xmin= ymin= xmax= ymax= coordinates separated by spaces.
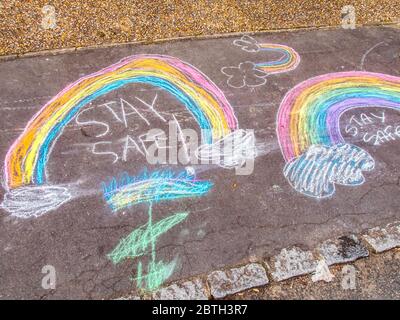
xmin=5 ymin=54 xmax=238 ymax=189
xmin=277 ymin=71 xmax=400 ymax=162
xmin=256 ymin=43 xmax=300 ymax=75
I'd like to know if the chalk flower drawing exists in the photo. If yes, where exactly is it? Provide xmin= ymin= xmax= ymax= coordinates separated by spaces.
xmin=104 ymin=169 xmax=213 ymax=291
xmin=222 ymin=35 xmax=300 ymax=88
xmin=102 ymin=170 xmax=213 ymax=212
xmin=221 ymin=62 xmax=268 ymax=88
xmin=277 ymin=71 xmax=400 ymax=199
xmin=2 ymin=54 xmax=239 ymax=218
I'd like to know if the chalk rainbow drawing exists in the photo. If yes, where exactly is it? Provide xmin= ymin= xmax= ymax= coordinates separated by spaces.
xmin=255 ymin=43 xmax=301 ymax=75
xmin=1 ymin=54 xmax=238 ymax=218
xmin=5 ymin=54 xmax=238 ymax=189
xmin=277 ymin=71 xmax=400 ymax=198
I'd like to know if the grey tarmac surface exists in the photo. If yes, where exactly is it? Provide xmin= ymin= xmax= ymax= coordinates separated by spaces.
xmin=0 ymin=26 xmax=399 ymax=299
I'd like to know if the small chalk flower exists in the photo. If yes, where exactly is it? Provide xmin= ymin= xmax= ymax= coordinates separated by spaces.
xmin=233 ymin=35 xmax=260 ymax=53
xmin=221 ymin=62 xmax=268 ymax=88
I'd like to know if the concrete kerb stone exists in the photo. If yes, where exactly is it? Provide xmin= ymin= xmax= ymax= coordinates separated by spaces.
xmin=206 ymin=263 xmax=269 ymax=299
xmin=127 ymin=220 xmax=400 ymax=300
xmin=267 ymin=246 xmax=319 ymax=282
xmin=152 ymin=277 xmax=210 ymax=300
xmin=362 ymin=221 xmax=400 ymax=253
xmin=317 ymin=234 xmax=370 ymax=266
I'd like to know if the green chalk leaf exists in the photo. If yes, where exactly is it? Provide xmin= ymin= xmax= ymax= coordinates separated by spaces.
xmin=132 ymin=259 xmax=177 ymax=292
xmin=108 ymin=212 xmax=188 ymax=264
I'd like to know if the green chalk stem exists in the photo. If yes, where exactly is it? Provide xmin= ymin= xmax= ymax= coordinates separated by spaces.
xmin=109 ymin=203 xmax=188 ymax=291
xmin=148 ymin=203 xmax=156 ymax=265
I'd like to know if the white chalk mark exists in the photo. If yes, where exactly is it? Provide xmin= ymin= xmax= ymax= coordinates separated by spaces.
xmin=0 ymin=95 xmax=53 ymax=106
xmin=120 ymin=98 xmax=150 ymax=127
xmin=359 ymin=42 xmax=386 ymax=71
xmin=0 ymin=106 xmax=40 ymax=111
xmin=122 ymin=135 xmax=145 ymax=161
xmin=75 ymin=105 xmax=110 ymax=138
xmin=135 ymin=94 xmax=167 ymax=122
xmin=99 ymin=101 xmax=123 ymax=123
xmin=92 ymin=141 xmax=119 ymax=164
xmin=173 ymin=114 xmax=190 ymax=163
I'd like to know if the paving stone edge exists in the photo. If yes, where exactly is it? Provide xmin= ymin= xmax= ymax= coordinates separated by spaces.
xmin=114 ymin=220 xmax=400 ymax=300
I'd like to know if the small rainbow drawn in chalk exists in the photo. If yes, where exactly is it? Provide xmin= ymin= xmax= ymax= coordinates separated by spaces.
xmin=255 ymin=43 xmax=300 ymax=75
xmin=277 ymin=71 xmax=400 ymax=161
xmin=277 ymin=71 xmax=400 ymax=198
xmin=102 ymin=170 xmax=213 ymax=212
xmin=232 ymin=36 xmax=300 ymax=77
xmin=4 ymin=54 xmax=238 ymax=190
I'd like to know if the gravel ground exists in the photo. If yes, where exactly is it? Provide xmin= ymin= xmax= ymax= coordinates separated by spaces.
xmin=0 ymin=0 xmax=399 ymax=56
xmin=229 ymin=248 xmax=400 ymax=300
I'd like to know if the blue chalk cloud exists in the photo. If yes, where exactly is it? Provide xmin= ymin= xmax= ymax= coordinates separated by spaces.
xmin=284 ymin=143 xmax=375 ymax=199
